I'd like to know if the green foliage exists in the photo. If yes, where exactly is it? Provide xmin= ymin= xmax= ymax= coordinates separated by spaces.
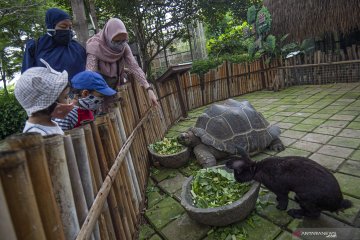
xmin=247 ymin=5 xmax=257 ymax=24
xmin=247 ymin=41 xmax=257 ymax=57
xmin=191 ymin=58 xmax=223 ymax=75
xmin=244 ymin=4 xmax=300 ymax=62
xmin=222 ymin=53 xmax=254 ymax=63
xmin=200 ymin=0 xmax=262 ymax=38
xmin=206 ymin=21 xmax=250 ymax=57
xmin=261 ymin=34 xmax=299 ymax=62
xmin=207 ymin=214 xmax=261 ymax=239
xmin=95 ymin=0 xmax=199 ymax=74
xmin=149 ymin=137 xmax=185 ymax=155
xmin=0 ymin=87 xmax=27 ymax=139
xmin=191 ymin=53 xmax=259 ymax=75
xmin=264 ymin=34 xmax=276 ymax=52
xmin=255 ymin=6 xmax=272 ymax=36
xmin=191 ymin=168 xmax=251 ymax=208
xmin=0 ymin=0 xmax=67 ymax=92
xmin=299 ymin=38 xmax=316 ymax=54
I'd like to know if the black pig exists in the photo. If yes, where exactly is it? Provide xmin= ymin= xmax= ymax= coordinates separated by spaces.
xmin=226 ymin=155 xmax=352 ymax=218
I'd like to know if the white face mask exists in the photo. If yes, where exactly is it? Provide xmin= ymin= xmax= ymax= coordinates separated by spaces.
xmin=78 ymin=95 xmax=104 ymax=111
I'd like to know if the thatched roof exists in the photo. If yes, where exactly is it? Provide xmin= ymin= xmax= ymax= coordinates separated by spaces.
xmin=263 ymin=0 xmax=360 ymax=41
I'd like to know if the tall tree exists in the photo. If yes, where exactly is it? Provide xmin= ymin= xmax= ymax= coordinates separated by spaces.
xmin=70 ymin=0 xmax=88 ymax=46
xmin=0 ymin=0 xmax=47 ymax=92
xmin=94 ymin=0 xmax=200 ymax=77
xmin=198 ymin=0 xmax=262 ymax=38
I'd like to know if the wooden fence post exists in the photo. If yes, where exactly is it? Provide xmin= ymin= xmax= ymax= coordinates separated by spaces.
xmin=4 ymin=133 xmax=65 ymax=240
xmin=44 ymin=134 xmax=80 ymax=240
xmin=225 ymin=60 xmax=231 ymax=98
xmin=0 ymin=177 xmax=17 ymax=240
xmin=0 ymin=150 xmax=46 ymax=240
xmin=175 ymin=73 xmax=188 ymax=117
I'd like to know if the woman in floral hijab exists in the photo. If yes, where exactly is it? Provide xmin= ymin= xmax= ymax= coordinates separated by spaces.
xmin=86 ymin=18 xmax=158 ymax=106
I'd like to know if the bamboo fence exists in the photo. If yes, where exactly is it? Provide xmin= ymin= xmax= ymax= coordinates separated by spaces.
xmin=0 ymin=44 xmax=359 ymax=240
xmin=0 ymin=78 xmax=166 ymax=240
xmin=156 ymin=45 xmax=360 ymax=125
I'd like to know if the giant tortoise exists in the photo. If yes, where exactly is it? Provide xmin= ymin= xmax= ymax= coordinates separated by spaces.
xmin=178 ymin=99 xmax=285 ymax=167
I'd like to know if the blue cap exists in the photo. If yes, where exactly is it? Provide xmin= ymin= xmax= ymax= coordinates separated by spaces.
xmin=71 ymin=71 xmax=116 ymax=96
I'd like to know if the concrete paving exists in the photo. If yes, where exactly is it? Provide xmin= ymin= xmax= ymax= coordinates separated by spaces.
xmin=139 ymin=83 xmax=360 ymax=240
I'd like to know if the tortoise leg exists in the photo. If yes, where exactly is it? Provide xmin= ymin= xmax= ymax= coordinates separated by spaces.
xmin=194 ymin=144 xmax=216 ymax=167
xmin=269 ymin=138 xmax=285 ymax=152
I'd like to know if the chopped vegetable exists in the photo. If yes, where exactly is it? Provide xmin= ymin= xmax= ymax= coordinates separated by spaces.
xmin=149 ymin=137 xmax=185 ymax=155
xmin=191 ymin=168 xmax=251 ymax=208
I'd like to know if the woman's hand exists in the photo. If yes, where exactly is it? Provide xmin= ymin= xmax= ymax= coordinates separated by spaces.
xmin=148 ymin=89 xmax=159 ymax=107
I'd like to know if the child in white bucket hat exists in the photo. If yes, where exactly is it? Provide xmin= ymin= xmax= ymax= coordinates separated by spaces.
xmin=15 ymin=59 xmax=72 ymax=135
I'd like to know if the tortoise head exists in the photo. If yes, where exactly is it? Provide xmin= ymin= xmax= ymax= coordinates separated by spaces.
xmin=177 ymin=130 xmax=199 ymax=147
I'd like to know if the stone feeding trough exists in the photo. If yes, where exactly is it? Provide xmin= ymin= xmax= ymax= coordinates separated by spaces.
xmin=147 ymin=146 xmax=190 ymax=169
xmin=148 ymin=137 xmax=190 ymax=168
xmin=180 ymin=165 xmax=260 ymax=226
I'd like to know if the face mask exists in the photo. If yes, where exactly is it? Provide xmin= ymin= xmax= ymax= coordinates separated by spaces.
xmin=51 ymin=29 xmax=73 ymax=46
xmin=78 ymin=95 xmax=104 ymax=111
xmin=109 ymin=40 xmax=126 ymax=52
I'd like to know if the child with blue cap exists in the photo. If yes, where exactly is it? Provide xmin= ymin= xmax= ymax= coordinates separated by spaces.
xmin=55 ymin=71 xmax=116 ymax=130
xmin=15 ymin=59 xmax=72 ymax=135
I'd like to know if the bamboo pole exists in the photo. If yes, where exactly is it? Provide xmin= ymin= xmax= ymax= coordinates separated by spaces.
xmin=4 ymin=133 xmax=65 ymax=240
xmin=114 ymin=105 xmax=142 ymax=204
xmin=82 ymin=124 xmax=113 ymax=240
xmin=0 ymin=150 xmax=46 ymax=240
xmin=63 ymin=135 xmax=89 ymax=229
xmin=110 ymin=110 xmax=143 ymax=202
xmin=69 ymin=128 xmax=95 ymax=208
xmin=76 ymin=109 xmax=152 ymax=240
xmin=44 ymin=134 xmax=80 ymax=240
xmin=108 ymin=113 xmax=122 ymax=151
xmin=0 ymin=176 xmax=18 ymax=240
xmin=69 ymin=128 xmax=100 ymax=240
xmin=118 ymin=99 xmax=148 ymax=191
xmin=91 ymin=119 xmax=126 ymax=240
xmin=98 ymin=123 xmax=134 ymax=239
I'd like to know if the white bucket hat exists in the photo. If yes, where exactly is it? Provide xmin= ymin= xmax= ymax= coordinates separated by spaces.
xmin=15 ymin=59 xmax=69 ymax=116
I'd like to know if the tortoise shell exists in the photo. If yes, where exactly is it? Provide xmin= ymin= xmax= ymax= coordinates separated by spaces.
xmin=191 ymin=99 xmax=280 ymax=155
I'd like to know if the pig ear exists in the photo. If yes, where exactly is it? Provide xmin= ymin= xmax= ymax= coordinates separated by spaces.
xmin=226 ymin=158 xmax=245 ymax=169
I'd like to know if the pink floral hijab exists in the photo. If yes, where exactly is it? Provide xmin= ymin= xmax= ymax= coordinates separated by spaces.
xmin=86 ymin=18 xmax=129 ymax=77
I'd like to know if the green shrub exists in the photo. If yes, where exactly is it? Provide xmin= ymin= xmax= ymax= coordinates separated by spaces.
xmin=190 ymin=58 xmax=223 ymax=75
xmin=206 ymin=22 xmax=250 ymax=57
xmin=191 ymin=53 xmax=261 ymax=75
xmin=0 ymin=87 xmax=27 ymax=139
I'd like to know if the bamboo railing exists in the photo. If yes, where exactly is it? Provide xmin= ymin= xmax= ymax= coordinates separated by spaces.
xmin=156 ymin=45 xmax=360 ymax=124
xmin=0 ymin=78 xmax=166 ymax=240
xmin=156 ymin=56 xmax=279 ymax=122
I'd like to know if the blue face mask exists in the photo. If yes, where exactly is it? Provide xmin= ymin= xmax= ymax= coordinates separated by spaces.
xmin=48 ymin=29 xmax=74 ymax=46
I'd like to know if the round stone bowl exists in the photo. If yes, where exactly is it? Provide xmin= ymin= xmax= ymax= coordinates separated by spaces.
xmin=180 ymin=166 xmax=260 ymax=226
xmin=148 ymin=146 xmax=190 ymax=168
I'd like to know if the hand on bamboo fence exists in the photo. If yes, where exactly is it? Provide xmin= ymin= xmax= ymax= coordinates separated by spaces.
xmin=147 ymin=89 xmax=160 ymax=107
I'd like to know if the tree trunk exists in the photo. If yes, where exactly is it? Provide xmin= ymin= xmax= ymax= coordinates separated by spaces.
xmin=1 ymin=68 xmax=8 ymax=96
xmin=86 ymin=0 xmax=99 ymax=32
xmin=70 ymin=0 xmax=89 ymax=46
xmin=132 ymin=17 xmax=147 ymax=73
